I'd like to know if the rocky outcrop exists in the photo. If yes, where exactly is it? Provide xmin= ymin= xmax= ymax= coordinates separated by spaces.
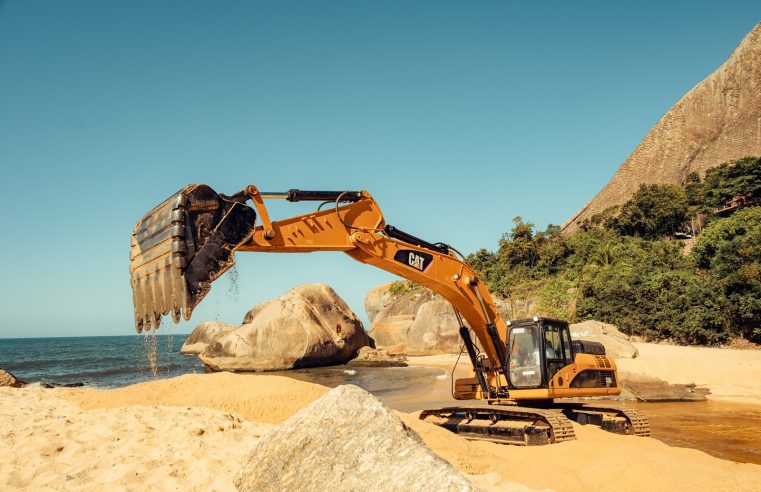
xmin=234 ymin=384 xmax=479 ymax=492
xmin=564 ymin=22 xmax=761 ymax=233
xmin=366 ymin=284 xmax=460 ymax=355
xmin=180 ymin=321 xmax=238 ymax=355
xmin=347 ymin=346 xmax=408 ymax=367
xmin=365 ymin=283 xmax=436 ymax=326
xmin=366 ymin=283 xmax=539 ymax=355
xmin=199 ymin=284 xmax=372 ymax=371
xmin=570 ymin=320 xmax=638 ymax=359
xmin=367 ymin=285 xmax=639 ymax=359
xmin=0 ymin=369 xmax=25 ymax=388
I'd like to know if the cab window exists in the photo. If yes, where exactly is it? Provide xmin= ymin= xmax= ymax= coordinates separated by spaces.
xmin=544 ymin=323 xmax=567 ymax=380
xmin=507 ymin=326 xmax=542 ymax=388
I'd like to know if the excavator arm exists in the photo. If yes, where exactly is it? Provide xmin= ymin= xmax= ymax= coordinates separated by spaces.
xmin=130 ymin=184 xmax=507 ymax=398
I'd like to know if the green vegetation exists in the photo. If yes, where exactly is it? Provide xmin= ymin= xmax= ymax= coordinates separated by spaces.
xmin=388 ymin=280 xmax=415 ymax=297
xmin=607 ymin=184 xmax=688 ymax=238
xmin=468 ymin=157 xmax=761 ymax=345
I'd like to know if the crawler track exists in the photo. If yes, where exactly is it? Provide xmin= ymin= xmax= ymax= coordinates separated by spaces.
xmin=557 ymin=403 xmax=651 ymax=436
xmin=419 ymin=405 xmax=576 ymax=446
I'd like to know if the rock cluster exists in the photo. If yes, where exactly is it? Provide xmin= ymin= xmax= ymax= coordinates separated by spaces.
xmin=234 ymin=384 xmax=479 ymax=492
xmin=366 ymin=283 xmax=639 ymax=359
xmin=184 ymin=284 xmax=372 ymax=372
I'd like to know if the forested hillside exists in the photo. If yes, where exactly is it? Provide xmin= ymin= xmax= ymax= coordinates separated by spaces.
xmin=469 ymin=157 xmax=761 ymax=345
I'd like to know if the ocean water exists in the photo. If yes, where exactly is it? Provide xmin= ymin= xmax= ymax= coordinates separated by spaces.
xmin=0 ymin=334 xmax=205 ymax=388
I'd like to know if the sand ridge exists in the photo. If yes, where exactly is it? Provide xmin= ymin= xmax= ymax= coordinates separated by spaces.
xmin=62 ymin=371 xmax=329 ymax=424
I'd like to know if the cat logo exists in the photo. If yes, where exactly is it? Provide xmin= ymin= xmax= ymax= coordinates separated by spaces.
xmin=408 ymin=252 xmax=425 ymax=270
xmin=393 ymin=249 xmax=433 ymax=272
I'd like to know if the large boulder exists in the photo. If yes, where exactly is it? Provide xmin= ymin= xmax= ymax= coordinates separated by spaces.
xmin=370 ymin=314 xmax=415 ymax=349
xmin=365 ymin=284 xmax=460 ymax=355
xmin=234 ymin=384 xmax=479 ymax=492
xmin=406 ymin=298 xmax=463 ymax=354
xmin=0 ymin=369 xmax=25 ymax=388
xmin=366 ymin=283 xmax=523 ymax=355
xmin=570 ymin=320 xmax=639 ymax=359
xmin=365 ymin=282 xmax=436 ymax=326
xmin=200 ymin=284 xmax=372 ymax=371
xmin=180 ymin=321 xmax=238 ymax=355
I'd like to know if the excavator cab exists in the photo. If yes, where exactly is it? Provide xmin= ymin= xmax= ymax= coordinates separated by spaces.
xmin=506 ymin=317 xmax=574 ymax=390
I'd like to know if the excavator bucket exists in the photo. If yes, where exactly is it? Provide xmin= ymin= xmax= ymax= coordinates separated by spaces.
xmin=129 ymin=185 xmax=257 ymax=333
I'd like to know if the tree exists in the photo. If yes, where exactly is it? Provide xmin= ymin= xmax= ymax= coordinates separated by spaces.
xmin=639 ymin=271 xmax=728 ymax=345
xmin=701 ymin=156 xmax=761 ymax=209
xmin=692 ymin=207 xmax=761 ymax=342
xmin=608 ymin=184 xmax=688 ymax=239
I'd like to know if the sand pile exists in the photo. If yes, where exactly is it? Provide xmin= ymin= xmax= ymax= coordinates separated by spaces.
xmin=63 ymin=372 xmax=328 ymax=424
xmin=0 ymin=386 xmax=272 ymax=491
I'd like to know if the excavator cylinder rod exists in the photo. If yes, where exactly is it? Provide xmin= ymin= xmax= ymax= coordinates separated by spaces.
xmin=285 ymin=189 xmax=363 ymax=202
xmin=384 ymin=225 xmax=450 ymax=254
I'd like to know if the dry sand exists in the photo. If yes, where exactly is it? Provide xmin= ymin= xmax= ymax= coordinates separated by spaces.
xmin=0 ymin=385 xmax=273 ymax=491
xmin=64 ymin=372 xmax=329 ymax=424
xmin=3 ymin=359 xmax=761 ymax=491
xmin=616 ymin=342 xmax=761 ymax=405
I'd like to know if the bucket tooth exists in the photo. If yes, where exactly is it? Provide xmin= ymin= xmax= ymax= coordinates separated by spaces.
xmin=129 ymin=185 xmax=257 ymax=332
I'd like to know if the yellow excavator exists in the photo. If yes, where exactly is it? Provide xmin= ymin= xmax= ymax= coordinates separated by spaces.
xmin=129 ymin=184 xmax=649 ymax=445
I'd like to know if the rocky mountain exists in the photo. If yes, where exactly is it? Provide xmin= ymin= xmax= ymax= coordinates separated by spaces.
xmin=564 ymin=22 xmax=761 ymax=233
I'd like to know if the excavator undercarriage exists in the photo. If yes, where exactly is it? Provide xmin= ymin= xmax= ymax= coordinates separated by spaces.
xmin=420 ymin=402 xmax=649 ymax=446
xmin=129 ymin=183 xmax=649 ymax=446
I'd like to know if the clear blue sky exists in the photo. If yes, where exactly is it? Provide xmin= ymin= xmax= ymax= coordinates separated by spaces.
xmin=0 ymin=1 xmax=758 ymax=338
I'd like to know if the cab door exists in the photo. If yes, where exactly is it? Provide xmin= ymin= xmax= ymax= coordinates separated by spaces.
xmin=543 ymin=321 xmax=572 ymax=381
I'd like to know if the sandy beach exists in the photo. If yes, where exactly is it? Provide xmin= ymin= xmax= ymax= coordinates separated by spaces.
xmin=616 ymin=343 xmax=761 ymax=405
xmin=2 ymin=356 xmax=761 ymax=491
xmin=409 ymin=342 xmax=761 ymax=405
